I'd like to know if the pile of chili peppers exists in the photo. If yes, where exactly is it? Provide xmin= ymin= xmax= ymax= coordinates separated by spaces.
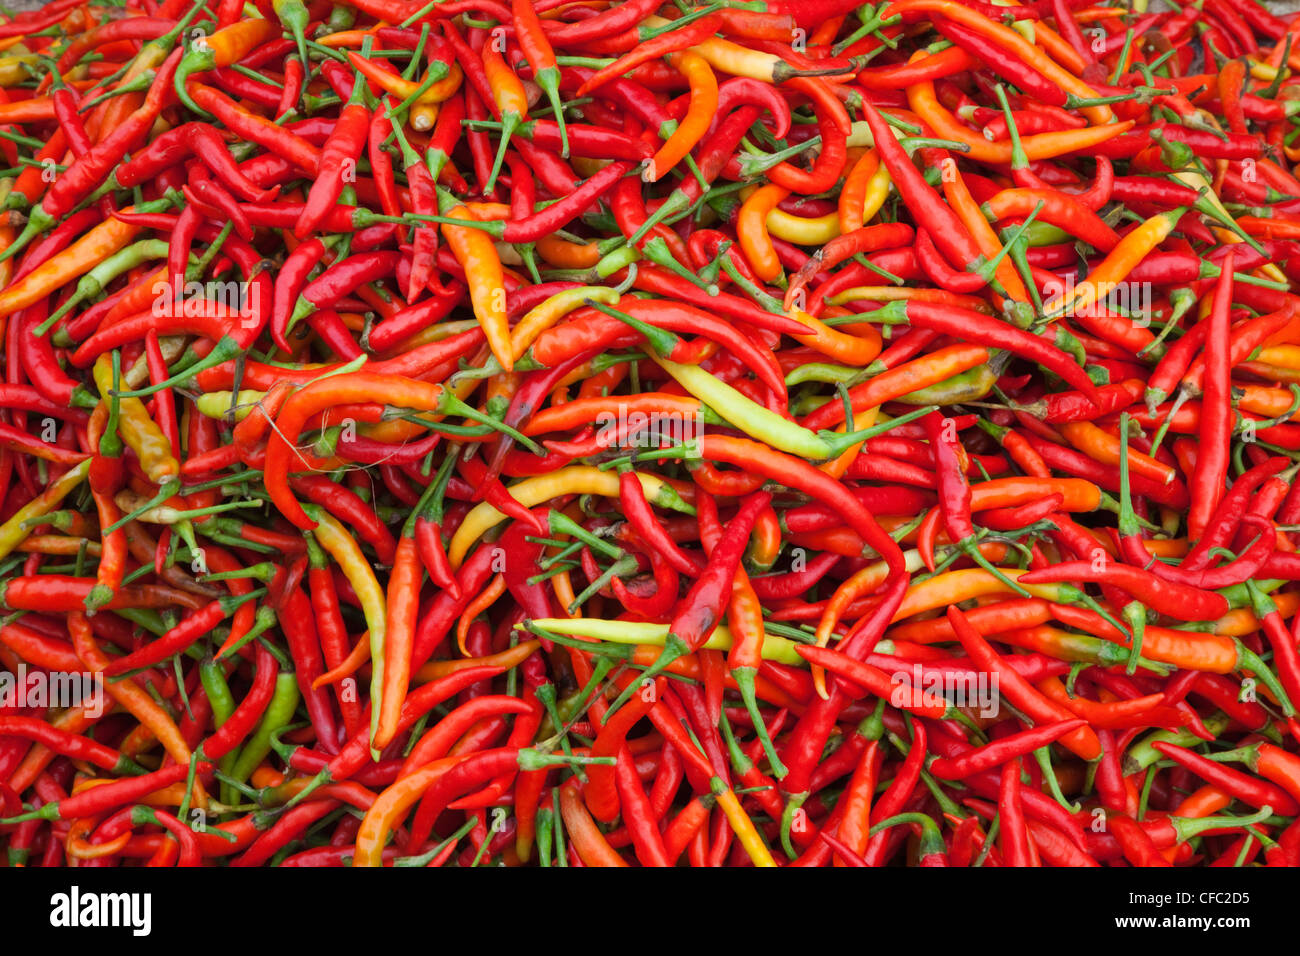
xmin=5 ymin=0 xmax=1300 ymax=869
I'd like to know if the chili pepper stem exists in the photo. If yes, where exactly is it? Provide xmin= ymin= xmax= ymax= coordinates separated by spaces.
xmin=733 ymin=666 xmax=787 ymax=778
xmin=1234 ymin=641 xmax=1295 ymax=717
xmin=779 ymin=792 xmax=807 ymax=859
xmin=214 ymin=606 xmax=278 ymax=660
xmin=605 ymin=634 xmax=690 ymax=717
xmin=484 ymin=111 xmax=522 ymax=195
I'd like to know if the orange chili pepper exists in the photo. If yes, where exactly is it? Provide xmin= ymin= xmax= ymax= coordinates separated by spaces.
xmin=887 ymin=0 xmax=1109 ymax=121
xmin=905 ymin=77 xmax=1133 ymax=164
xmin=1056 ymin=421 xmax=1178 ymax=487
xmin=942 ymin=163 xmax=1030 ymax=302
xmin=0 ymin=211 xmax=144 ymax=321
xmin=481 ymin=39 xmax=529 ymax=193
xmin=838 ymin=148 xmax=879 ymax=234
xmin=737 ymin=184 xmax=790 ymax=282
xmin=439 ymin=197 xmax=512 ymax=371
xmin=67 ymin=611 xmax=205 ymax=809
xmin=647 ymin=52 xmax=717 ymax=182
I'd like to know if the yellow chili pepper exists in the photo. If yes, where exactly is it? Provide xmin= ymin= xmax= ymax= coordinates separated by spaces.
xmin=1249 ymin=59 xmax=1280 ymax=82
xmin=311 ymin=507 xmax=388 ymax=751
xmin=410 ymin=101 xmax=438 ymax=132
xmin=448 ymin=466 xmax=690 ymax=567
xmin=0 ymin=54 xmax=38 ymax=87
xmin=1171 ymin=164 xmax=1289 ymax=285
xmin=195 ymin=389 xmax=267 ymax=422
xmin=92 ymin=355 xmax=179 ymax=485
xmin=1255 ymin=345 xmax=1300 ymax=368
xmin=714 ymin=783 xmax=778 ymax=866
xmin=831 ymin=285 xmax=996 ymax=312
xmin=511 ymin=286 xmax=620 ymax=360
xmin=691 ymin=34 xmax=808 ymax=82
xmin=766 ymin=207 xmax=841 ymax=245
xmin=861 ymin=161 xmax=893 ymax=223
xmin=0 ymin=459 xmax=90 ymax=563
xmin=526 ymin=618 xmax=804 ymax=665
xmin=656 ymin=356 xmax=859 ymax=460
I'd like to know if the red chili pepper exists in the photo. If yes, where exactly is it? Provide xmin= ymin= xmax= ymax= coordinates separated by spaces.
xmin=1153 ymin=742 xmax=1300 ymax=814
xmin=1018 ymin=559 xmax=1229 ymax=622
xmin=296 ymin=82 xmax=369 ymax=237
xmin=929 ymin=719 xmax=1087 ymax=779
